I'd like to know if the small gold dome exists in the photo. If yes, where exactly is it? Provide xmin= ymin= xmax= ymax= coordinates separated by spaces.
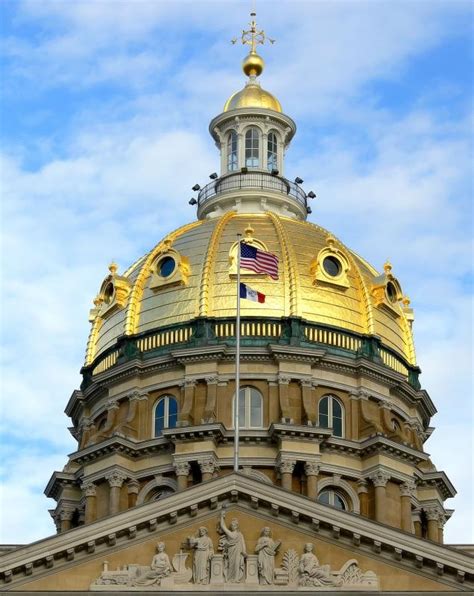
xmin=223 ymin=81 xmax=282 ymax=113
xmin=243 ymin=51 xmax=264 ymax=77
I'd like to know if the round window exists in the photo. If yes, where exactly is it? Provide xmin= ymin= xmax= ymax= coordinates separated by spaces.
xmin=158 ymin=256 xmax=176 ymax=278
xmin=103 ymin=282 xmax=114 ymax=304
xmin=323 ymin=256 xmax=342 ymax=277
xmin=386 ymin=281 xmax=397 ymax=303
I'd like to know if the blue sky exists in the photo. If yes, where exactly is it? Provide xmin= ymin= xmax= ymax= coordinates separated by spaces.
xmin=0 ymin=0 xmax=472 ymax=544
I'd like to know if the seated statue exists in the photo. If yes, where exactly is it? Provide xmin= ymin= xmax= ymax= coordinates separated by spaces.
xmin=133 ymin=542 xmax=171 ymax=586
xmin=299 ymin=543 xmax=340 ymax=587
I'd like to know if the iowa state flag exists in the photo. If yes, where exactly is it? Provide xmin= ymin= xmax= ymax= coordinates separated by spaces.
xmin=240 ymin=282 xmax=265 ymax=303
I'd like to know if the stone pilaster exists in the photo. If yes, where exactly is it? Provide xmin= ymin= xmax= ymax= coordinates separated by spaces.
xmin=300 ymin=379 xmax=315 ymax=424
xmin=59 ymin=507 xmax=75 ymax=533
xmin=124 ymin=390 xmax=149 ymax=440
xmin=369 ymin=470 xmax=390 ymax=524
xmin=81 ymin=481 xmax=97 ymax=524
xmin=203 ymin=376 xmax=218 ymax=423
xmin=174 ymin=461 xmax=191 ymax=490
xmin=349 ymin=391 xmax=360 ymax=440
xmin=304 ymin=462 xmax=320 ymax=499
xmin=180 ymin=379 xmax=196 ymax=425
xmin=438 ymin=513 xmax=446 ymax=544
xmin=105 ymin=471 xmax=127 ymax=516
xmin=278 ymin=375 xmax=291 ymax=421
xmin=412 ymin=508 xmax=422 ymax=537
xmin=357 ymin=479 xmax=369 ymax=517
xmin=278 ymin=458 xmax=296 ymax=491
xmin=127 ymin=479 xmax=140 ymax=508
xmin=399 ymin=480 xmax=416 ymax=532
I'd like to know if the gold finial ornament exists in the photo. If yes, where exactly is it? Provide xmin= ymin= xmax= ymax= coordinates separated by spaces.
xmin=232 ymin=12 xmax=275 ymax=78
xmin=108 ymin=261 xmax=118 ymax=275
xmin=384 ymin=261 xmax=392 ymax=274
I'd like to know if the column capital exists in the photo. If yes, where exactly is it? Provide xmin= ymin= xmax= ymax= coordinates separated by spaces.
xmin=174 ymin=461 xmax=191 ymax=476
xmin=304 ymin=462 xmax=320 ymax=476
xmin=299 ymin=378 xmax=314 ymax=388
xmin=59 ymin=509 xmax=75 ymax=522
xmin=205 ymin=376 xmax=219 ymax=385
xmin=357 ymin=479 xmax=369 ymax=494
xmin=106 ymin=398 xmax=120 ymax=411
xmin=81 ymin=482 xmax=97 ymax=497
xmin=278 ymin=374 xmax=291 ymax=385
xmin=425 ymin=505 xmax=442 ymax=521
xmin=127 ymin=479 xmax=140 ymax=495
xmin=379 ymin=399 xmax=392 ymax=410
xmin=105 ymin=471 xmax=127 ymax=488
xmin=400 ymin=480 xmax=417 ymax=497
xmin=278 ymin=459 xmax=296 ymax=474
xmin=198 ymin=456 xmax=218 ymax=475
xmin=369 ymin=470 xmax=391 ymax=487
xmin=128 ymin=389 xmax=148 ymax=402
xmin=182 ymin=378 xmax=197 ymax=388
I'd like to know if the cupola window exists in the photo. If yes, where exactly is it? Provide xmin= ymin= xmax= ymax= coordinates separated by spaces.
xmin=227 ymin=130 xmax=238 ymax=172
xmin=154 ymin=395 xmax=178 ymax=437
xmin=318 ymin=489 xmax=348 ymax=510
xmin=233 ymin=386 xmax=263 ymax=428
xmin=267 ymin=131 xmax=278 ymax=171
xmin=318 ymin=394 xmax=344 ymax=438
xmin=245 ymin=127 xmax=260 ymax=168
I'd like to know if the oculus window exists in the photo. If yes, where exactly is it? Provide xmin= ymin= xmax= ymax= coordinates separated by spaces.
xmin=154 ymin=395 xmax=178 ymax=437
xmin=318 ymin=394 xmax=344 ymax=437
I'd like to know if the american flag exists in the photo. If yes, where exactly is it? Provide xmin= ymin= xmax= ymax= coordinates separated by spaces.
xmin=240 ymin=242 xmax=279 ymax=280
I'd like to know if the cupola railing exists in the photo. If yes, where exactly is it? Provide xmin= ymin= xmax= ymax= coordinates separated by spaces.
xmin=197 ymin=171 xmax=308 ymax=209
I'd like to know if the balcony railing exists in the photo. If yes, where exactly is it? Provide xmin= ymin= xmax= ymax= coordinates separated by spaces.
xmin=197 ymin=171 xmax=308 ymax=209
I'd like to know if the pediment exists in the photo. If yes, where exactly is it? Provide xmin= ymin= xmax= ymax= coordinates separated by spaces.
xmin=1 ymin=474 xmax=472 ymax=592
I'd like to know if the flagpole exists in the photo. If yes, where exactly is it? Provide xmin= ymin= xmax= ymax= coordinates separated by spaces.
xmin=234 ymin=233 xmax=242 ymax=472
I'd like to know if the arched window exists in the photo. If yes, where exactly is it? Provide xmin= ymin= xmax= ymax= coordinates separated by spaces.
xmin=267 ymin=131 xmax=278 ymax=171
xmin=227 ymin=130 xmax=238 ymax=172
xmin=233 ymin=386 xmax=263 ymax=428
xmin=245 ymin=127 xmax=260 ymax=168
xmin=318 ymin=488 xmax=348 ymax=510
xmin=318 ymin=395 xmax=344 ymax=437
xmin=154 ymin=395 xmax=178 ymax=437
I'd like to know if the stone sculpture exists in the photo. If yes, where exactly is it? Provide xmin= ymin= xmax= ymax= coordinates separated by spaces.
xmin=187 ymin=527 xmax=214 ymax=584
xmin=298 ymin=542 xmax=340 ymax=587
xmin=218 ymin=511 xmax=247 ymax=582
xmin=255 ymin=527 xmax=281 ymax=584
xmin=132 ymin=542 xmax=171 ymax=586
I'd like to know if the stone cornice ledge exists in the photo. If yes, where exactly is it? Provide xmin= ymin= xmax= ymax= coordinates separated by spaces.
xmin=1 ymin=474 xmax=472 ymax=589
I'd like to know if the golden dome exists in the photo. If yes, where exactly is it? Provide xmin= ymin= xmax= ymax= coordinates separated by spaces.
xmin=223 ymin=81 xmax=282 ymax=112
xmin=86 ymin=213 xmax=416 ymax=372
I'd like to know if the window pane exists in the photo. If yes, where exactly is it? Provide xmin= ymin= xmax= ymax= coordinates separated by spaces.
xmin=250 ymin=389 xmax=262 ymax=427
xmin=168 ymin=398 xmax=178 ymax=429
xmin=267 ymin=132 xmax=277 ymax=171
xmin=227 ymin=131 xmax=238 ymax=172
xmin=245 ymin=128 xmax=259 ymax=168
xmin=332 ymin=399 xmax=342 ymax=418
xmin=319 ymin=397 xmax=328 ymax=416
xmin=334 ymin=494 xmax=346 ymax=510
xmin=333 ymin=415 xmax=343 ymax=437
xmin=238 ymin=389 xmax=245 ymax=428
xmin=318 ymin=490 xmax=330 ymax=505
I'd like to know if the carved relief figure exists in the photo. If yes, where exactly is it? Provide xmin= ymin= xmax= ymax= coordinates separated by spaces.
xmin=255 ymin=527 xmax=281 ymax=584
xmin=219 ymin=511 xmax=247 ymax=582
xmin=188 ymin=527 xmax=214 ymax=584
xmin=299 ymin=542 xmax=339 ymax=587
xmin=133 ymin=542 xmax=171 ymax=586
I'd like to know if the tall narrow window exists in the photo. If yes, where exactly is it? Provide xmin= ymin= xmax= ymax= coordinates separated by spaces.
xmin=245 ymin=128 xmax=260 ymax=168
xmin=227 ymin=130 xmax=238 ymax=172
xmin=154 ymin=395 xmax=178 ymax=437
xmin=233 ymin=386 xmax=263 ymax=428
xmin=318 ymin=395 xmax=344 ymax=437
xmin=267 ymin=131 xmax=278 ymax=171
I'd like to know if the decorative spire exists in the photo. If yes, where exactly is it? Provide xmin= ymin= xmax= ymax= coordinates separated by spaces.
xmin=231 ymin=12 xmax=275 ymax=78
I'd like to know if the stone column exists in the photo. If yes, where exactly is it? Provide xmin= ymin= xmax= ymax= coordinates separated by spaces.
xmin=81 ymin=482 xmax=97 ymax=524
xmin=300 ymin=379 xmax=315 ymax=424
xmin=199 ymin=457 xmax=217 ymax=482
xmin=357 ymin=479 xmax=369 ymax=517
xmin=426 ymin=507 xmax=441 ymax=542
xmin=175 ymin=461 xmax=191 ymax=490
xmin=127 ymin=480 xmax=140 ymax=508
xmin=370 ymin=470 xmax=390 ymax=524
xmin=304 ymin=462 xmax=320 ymax=499
xmin=278 ymin=375 xmax=292 ymax=421
xmin=412 ymin=509 xmax=422 ymax=537
xmin=438 ymin=514 xmax=446 ymax=544
xmin=105 ymin=471 xmax=127 ymax=516
xmin=59 ymin=508 xmax=74 ymax=533
xmin=400 ymin=480 xmax=416 ymax=532
xmin=279 ymin=459 xmax=296 ymax=491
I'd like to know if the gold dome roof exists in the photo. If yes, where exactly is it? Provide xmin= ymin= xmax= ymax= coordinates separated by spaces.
xmin=223 ymin=81 xmax=282 ymax=113
xmin=86 ymin=213 xmax=416 ymax=370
